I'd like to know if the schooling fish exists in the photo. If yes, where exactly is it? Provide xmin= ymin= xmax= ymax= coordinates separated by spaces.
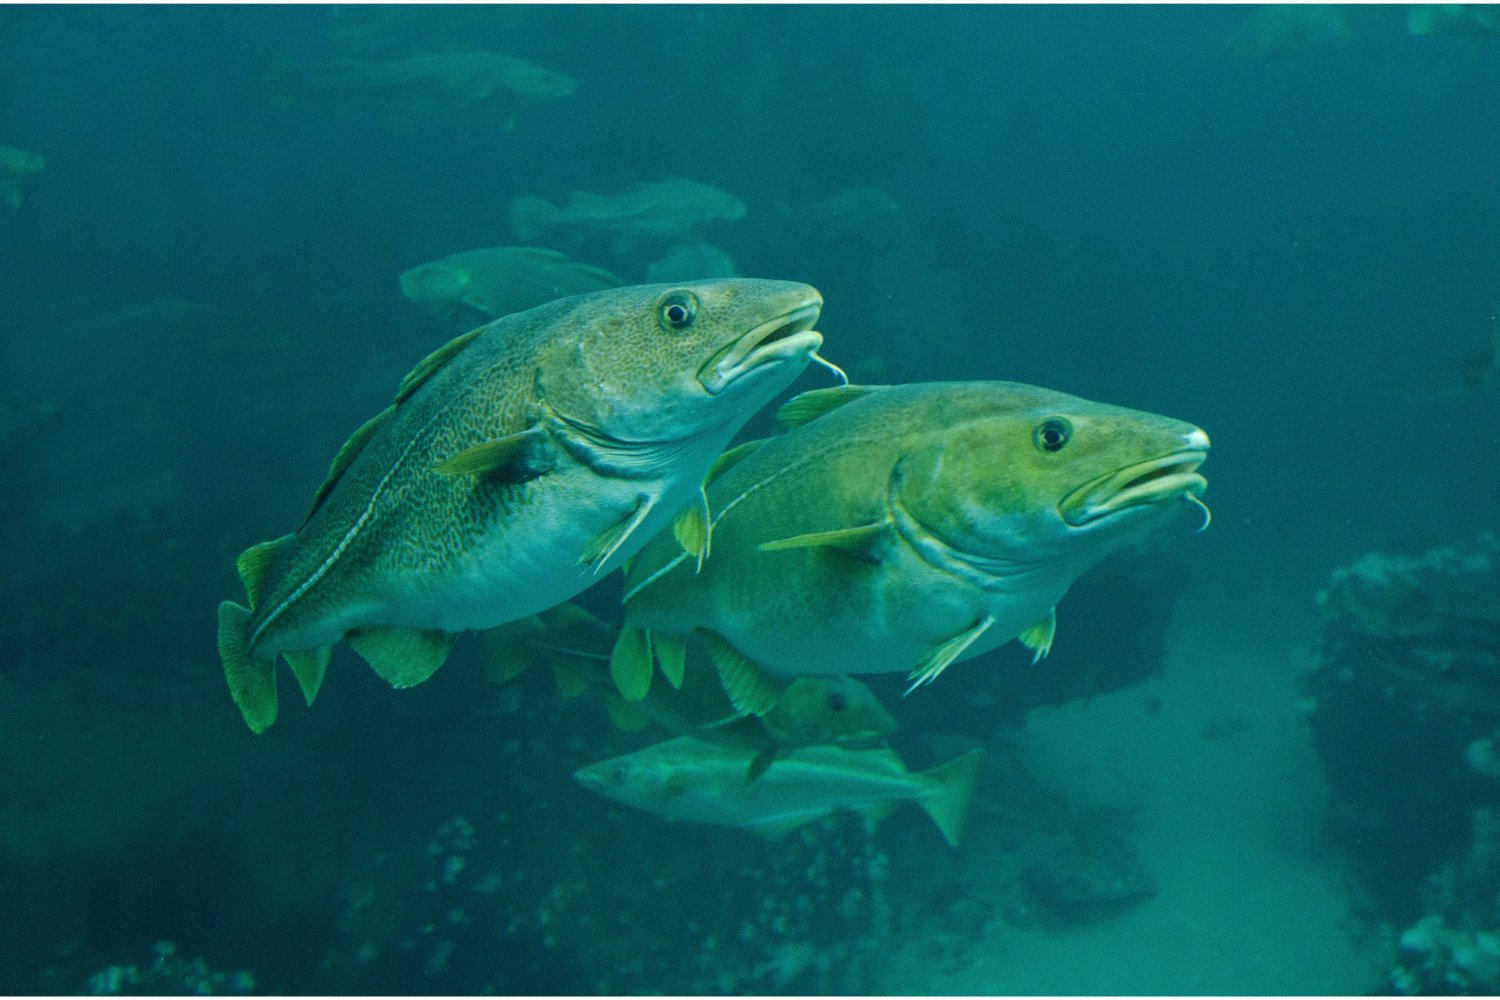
xmin=399 ymin=246 xmax=621 ymax=321
xmin=484 ymin=603 xmax=896 ymax=779
xmin=511 ymin=178 xmax=747 ymax=252
xmin=218 ymin=280 xmax=825 ymax=733
xmin=575 ymin=736 xmax=981 ymax=845
xmin=611 ymin=381 xmax=1209 ymax=713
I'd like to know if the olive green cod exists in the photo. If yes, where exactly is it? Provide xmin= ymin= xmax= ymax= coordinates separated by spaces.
xmin=611 ymin=380 xmax=1209 ymax=713
xmin=218 ymin=279 xmax=824 ymax=732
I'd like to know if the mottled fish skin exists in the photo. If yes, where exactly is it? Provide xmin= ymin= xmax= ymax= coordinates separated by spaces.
xmin=220 ymin=279 xmax=823 ymax=731
xmin=622 ymin=380 xmax=1208 ymax=686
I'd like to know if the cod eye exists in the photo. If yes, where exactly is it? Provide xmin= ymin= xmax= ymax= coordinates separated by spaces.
xmin=1034 ymin=418 xmax=1072 ymax=453
xmin=660 ymin=292 xmax=698 ymax=330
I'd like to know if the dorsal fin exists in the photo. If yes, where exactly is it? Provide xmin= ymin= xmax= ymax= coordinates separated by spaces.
xmin=705 ymin=438 xmax=767 ymax=485
xmin=304 ymin=406 xmax=393 ymax=524
xmin=235 ymin=535 xmax=290 ymax=609
xmin=775 ymin=384 xmax=886 ymax=430
xmin=395 ymin=325 xmax=485 ymax=405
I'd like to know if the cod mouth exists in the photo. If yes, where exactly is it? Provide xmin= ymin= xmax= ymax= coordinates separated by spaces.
xmin=1061 ymin=448 xmax=1209 ymax=527
xmin=700 ymin=302 xmax=823 ymax=395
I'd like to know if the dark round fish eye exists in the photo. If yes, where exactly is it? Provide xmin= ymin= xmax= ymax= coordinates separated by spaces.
xmin=660 ymin=292 xmax=697 ymax=330
xmin=1034 ymin=418 xmax=1072 ymax=453
xmin=828 ymin=693 xmax=848 ymax=713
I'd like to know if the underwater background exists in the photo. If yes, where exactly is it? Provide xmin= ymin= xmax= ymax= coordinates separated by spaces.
xmin=1 ymin=3 xmax=1499 ymax=993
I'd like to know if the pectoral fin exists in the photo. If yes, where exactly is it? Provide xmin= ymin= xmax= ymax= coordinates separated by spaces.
xmin=906 ymin=616 xmax=995 ymax=694
xmin=609 ymin=625 xmax=654 ymax=702
xmin=746 ymin=748 xmax=781 ymax=785
xmin=1017 ymin=607 xmax=1056 ymax=663
xmin=283 ymin=647 xmax=331 ymax=706
xmin=702 ymin=632 xmax=783 ymax=717
xmin=758 ymin=518 xmax=891 ymax=559
xmin=581 ymin=495 xmax=657 ymax=573
xmin=433 ymin=425 xmax=552 ymax=482
xmin=653 ymin=631 xmax=687 ymax=690
xmin=705 ymin=438 xmax=767 ymax=484
xmin=672 ymin=487 xmax=711 ymax=572
xmin=347 ymin=626 xmax=455 ymax=689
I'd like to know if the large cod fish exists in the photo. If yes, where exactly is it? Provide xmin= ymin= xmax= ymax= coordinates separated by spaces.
xmin=218 ymin=280 xmax=824 ymax=733
xmin=610 ymin=381 xmax=1210 ymax=712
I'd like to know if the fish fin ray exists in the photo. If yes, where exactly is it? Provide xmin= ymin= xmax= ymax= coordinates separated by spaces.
xmin=919 ymin=748 xmax=983 ymax=847
xmin=758 ymin=518 xmax=891 ymax=557
xmin=432 ymin=425 xmax=552 ymax=481
xmin=671 ymin=488 xmax=711 ymax=571
xmin=653 ymin=631 xmax=688 ymax=690
xmin=609 ymin=625 xmax=653 ymax=701
xmin=580 ymin=495 xmax=657 ymax=572
xmin=705 ymin=438 xmax=767 ymax=484
xmin=282 ymin=646 xmax=331 ymax=706
xmin=906 ymin=616 xmax=994 ymax=694
xmin=775 ymin=384 xmax=887 ymax=429
xmin=347 ymin=626 xmax=455 ymax=688
xmin=746 ymin=748 xmax=781 ymax=785
xmin=235 ymin=535 xmax=290 ymax=609
xmin=702 ymin=632 xmax=783 ymax=716
xmin=304 ymin=407 xmax=393 ymax=525
xmin=1018 ymin=607 xmax=1056 ymax=663
xmin=395 ymin=325 xmax=485 ymax=404
xmin=218 ymin=601 xmax=277 ymax=734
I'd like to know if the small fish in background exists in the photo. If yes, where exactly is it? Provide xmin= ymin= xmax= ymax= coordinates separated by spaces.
xmin=1408 ymin=3 xmax=1500 ymax=38
xmin=511 ymin=178 xmax=748 ymax=254
xmin=611 ymin=381 xmax=1210 ymax=714
xmin=575 ymin=736 xmax=981 ymax=846
xmin=400 ymin=247 xmax=622 ymax=321
xmin=0 ymin=144 xmax=44 ymax=209
xmin=645 ymin=242 xmax=738 ymax=283
xmin=482 ymin=603 xmax=896 ymax=780
xmin=217 ymin=279 xmax=826 ymax=733
xmin=260 ymin=49 xmax=575 ymax=130
xmin=1225 ymin=4 xmax=1351 ymax=56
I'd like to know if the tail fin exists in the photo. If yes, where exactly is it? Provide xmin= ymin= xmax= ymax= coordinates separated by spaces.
xmin=510 ymin=194 xmax=558 ymax=242
xmin=218 ymin=601 xmax=279 ymax=734
xmin=918 ymin=748 xmax=982 ymax=847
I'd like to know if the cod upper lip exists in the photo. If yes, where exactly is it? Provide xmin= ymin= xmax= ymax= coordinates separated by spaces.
xmin=1061 ymin=448 xmax=1209 ymax=526
xmin=700 ymin=301 xmax=823 ymax=394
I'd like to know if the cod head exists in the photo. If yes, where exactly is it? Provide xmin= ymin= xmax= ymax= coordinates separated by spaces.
xmin=537 ymin=279 xmax=823 ymax=451
xmin=764 ymin=675 xmax=898 ymax=749
xmin=893 ymin=382 xmax=1209 ymax=583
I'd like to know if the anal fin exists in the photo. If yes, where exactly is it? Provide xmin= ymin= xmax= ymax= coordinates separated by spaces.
xmin=702 ymin=632 xmax=783 ymax=717
xmin=283 ymin=647 xmax=331 ymax=706
xmin=347 ymin=626 xmax=456 ymax=689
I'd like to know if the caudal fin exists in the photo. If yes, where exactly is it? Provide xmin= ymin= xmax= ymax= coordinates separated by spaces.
xmin=510 ymin=194 xmax=558 ymax=242
xmin=918 ymin=748 xmax=983 ymax=847
xmin=218 ymin=601 xmax=279 ymax=734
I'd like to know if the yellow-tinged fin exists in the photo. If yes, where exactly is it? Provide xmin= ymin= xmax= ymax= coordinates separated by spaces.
xmin=758 ymin=518 xmax=891 ymax=557
xmin=235 ymin=535 xmax=290 ymax=609
xmin=395 ymin=325 xmax=485 ymax=404
xmin=304 ymin=407 xmax=393 ymax=525
xmin=283 ymin=647 xmax=331 ymax=706
xmin=218 ymin=601 xmax=277 ymax=734
xmin=347 ymin=626 xmax=455 ymax=689
xmin=774 ymin=384 xmax=886 ymax=429
xmin=604 ymin=694 xmax=653 ymax=733
xmin=705 ymin=438 xmax=767 ymax=485
xmin=918 ymin=748 xmax=983 ymax=847
xmin=1018 ymin=607 xmax=1056 ymax=663
xmin=702 ymin=632 xmax=783 ymax=717
xmin=672 ymin=488 xmax=712 ymax=572
xmin=580 ymin=495 xmax=657 ymax=573
xmin=432 ymin=425 xmax=552 ymax=482
xmin=906 ymin=616 xmax=994 ymax=694
xmin=654 ymin=631 xmax=687 ymax=690
xmin=610 ymin=624 xmax=653 ymax=701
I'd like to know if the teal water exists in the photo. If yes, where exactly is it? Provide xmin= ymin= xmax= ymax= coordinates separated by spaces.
xmin=1 ymin=4 xmax=1498 ymax=994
